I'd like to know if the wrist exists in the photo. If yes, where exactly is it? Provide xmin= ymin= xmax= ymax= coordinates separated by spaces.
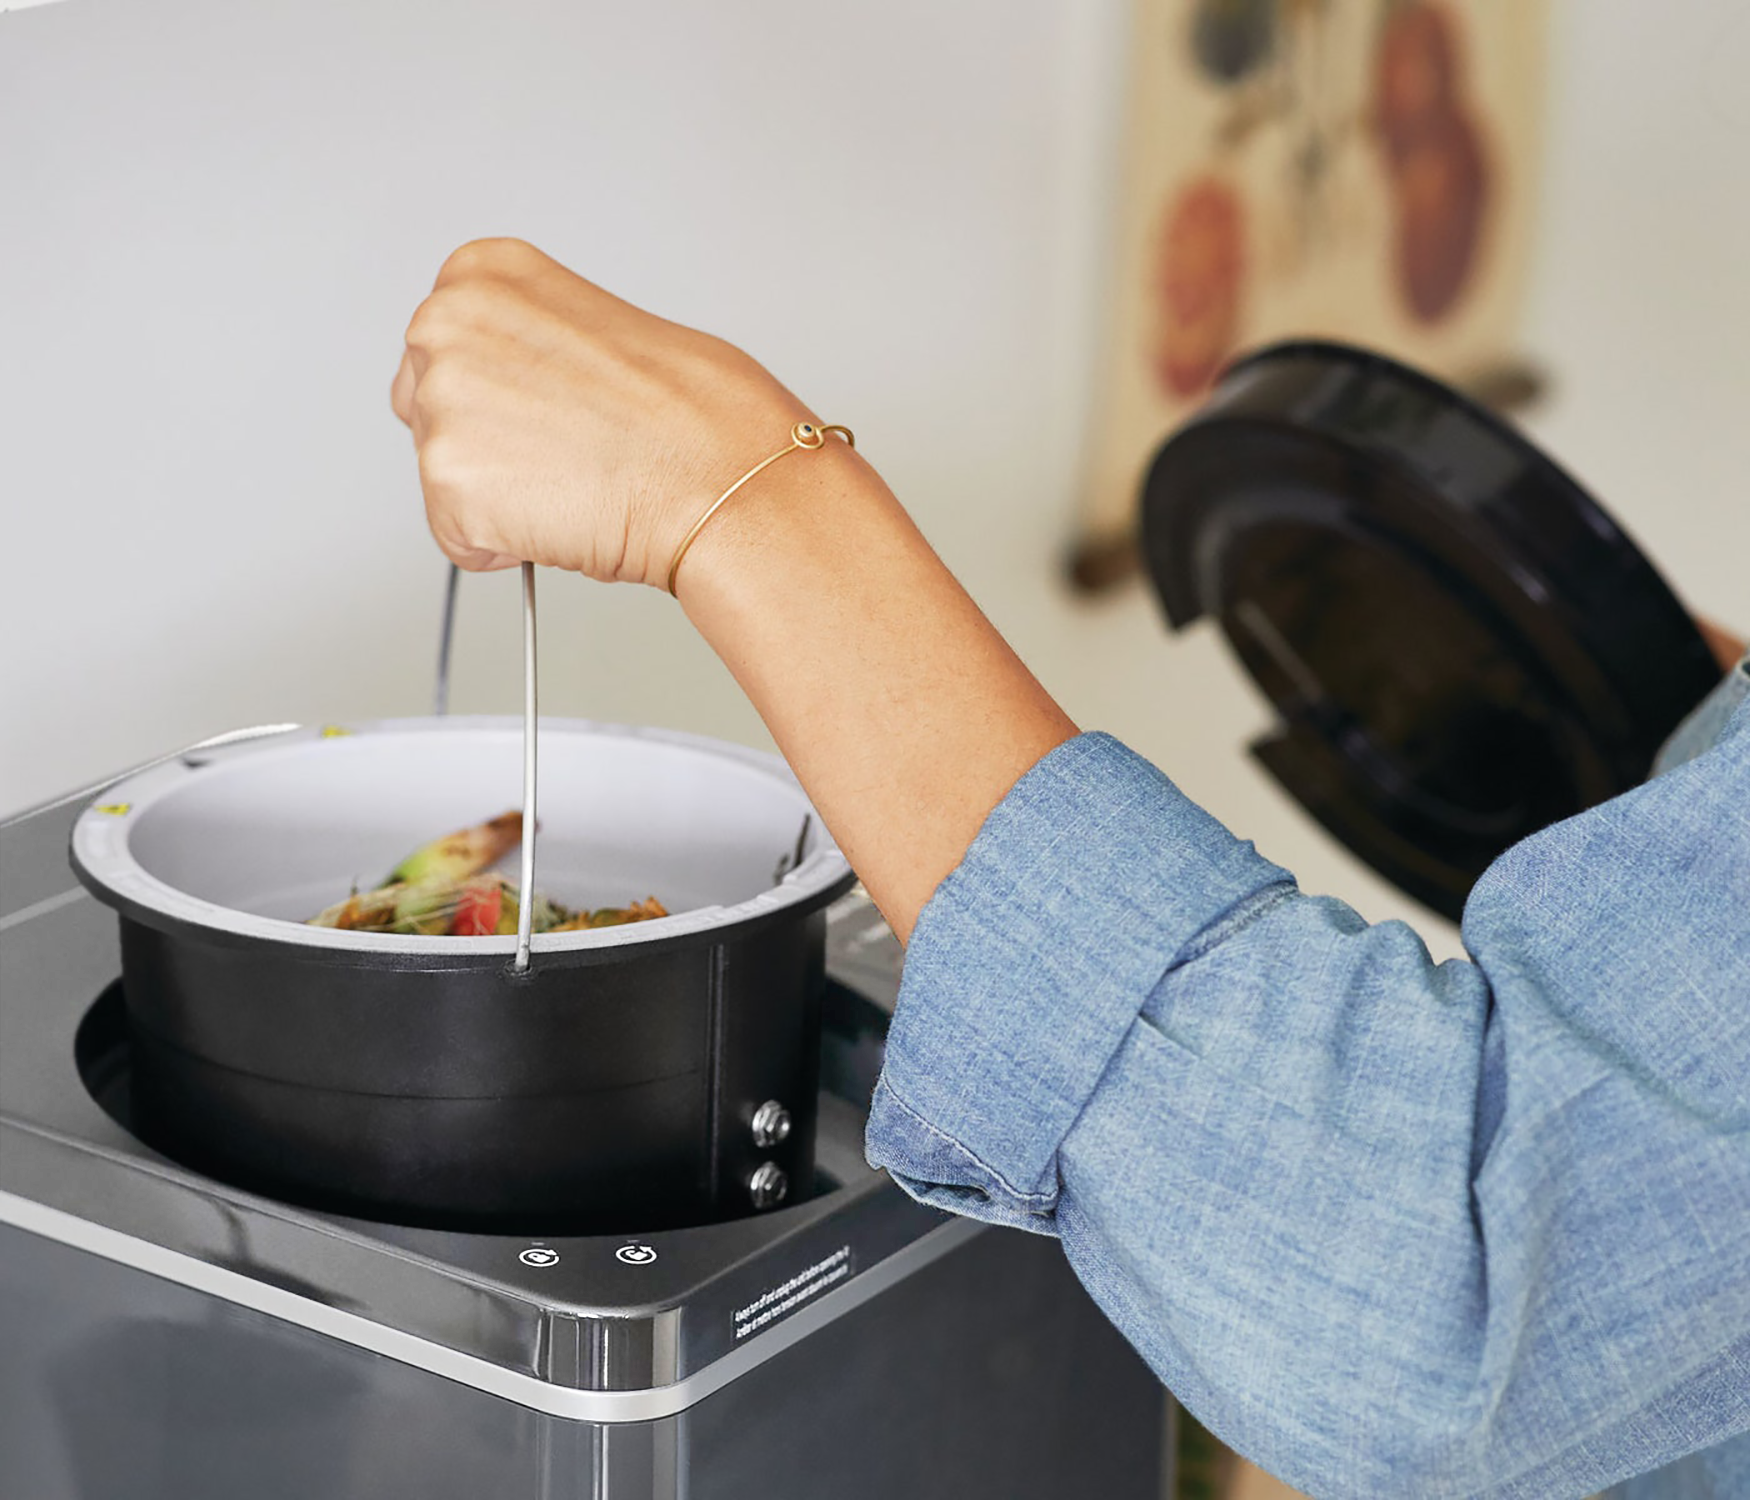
xmin=661 ymin=420 xmax=870 ymax=601
xmin=668 ymin=442 xmax=1078 ymax=939
xmin=619 ymin=367 xmax=818 ymax=590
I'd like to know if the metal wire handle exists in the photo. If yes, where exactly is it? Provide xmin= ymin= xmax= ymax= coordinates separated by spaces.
xmin=432 ymin=560 xmax=540 ymax=974
xmin=514 ymin=561 xmax=538 ymax=974
xmin=433 ymin=563 xmax=461 ymax=717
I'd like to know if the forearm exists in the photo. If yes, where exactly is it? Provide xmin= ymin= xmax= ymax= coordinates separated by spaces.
xmin=674 ymin=439 xmax=1076 ymax=942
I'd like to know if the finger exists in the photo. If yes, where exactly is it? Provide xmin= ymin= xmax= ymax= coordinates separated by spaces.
xmin=432 ymin=519 xmax=521 ymax=572
xmin=390 ymin=349 xmax=416 ymax=428
xmin=449 ymin=545 xmax=523 ymax=573
xmin=424 ymin=496 xmax=522 ymax=573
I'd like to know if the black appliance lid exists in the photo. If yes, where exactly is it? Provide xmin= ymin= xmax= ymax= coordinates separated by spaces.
xmin=1140 ymin=340 xmax=1722 ymax=921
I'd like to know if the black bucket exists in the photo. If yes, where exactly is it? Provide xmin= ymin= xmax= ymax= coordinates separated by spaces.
xmin=71 ymin=718 xmax=854 ymax=1234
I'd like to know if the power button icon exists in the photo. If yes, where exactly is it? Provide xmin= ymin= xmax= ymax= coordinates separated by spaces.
xmin=519 ymin=1246 xmax=560 ymax=1268
xmin=615 ymin=1243 xmax=658 ymax=1266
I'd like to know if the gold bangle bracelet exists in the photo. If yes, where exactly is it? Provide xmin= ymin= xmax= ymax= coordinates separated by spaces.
xmin=665 ymin=420 xmax=855 ymax=596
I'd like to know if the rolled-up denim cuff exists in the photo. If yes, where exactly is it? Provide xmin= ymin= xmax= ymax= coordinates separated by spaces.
xmin=867 ymin=1076 xmax=1061 ymax=1234
xmin=864 ymin=732 xmax=1292 ymax=1224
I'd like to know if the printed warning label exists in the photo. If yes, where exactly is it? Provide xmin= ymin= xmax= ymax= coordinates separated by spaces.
xmin=732 ymin=1245 xmax=853 ymax=1341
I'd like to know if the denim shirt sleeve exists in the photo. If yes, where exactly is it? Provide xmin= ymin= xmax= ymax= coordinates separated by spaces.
xmin=866 ymin=714 xmax=1750 ymax=1500
xmin=1653 ymin=654 xmax=1750 ymax=775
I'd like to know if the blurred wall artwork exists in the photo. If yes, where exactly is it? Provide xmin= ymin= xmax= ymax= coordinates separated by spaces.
xmin=1074 ymin=0 xmax=1549 ymax=573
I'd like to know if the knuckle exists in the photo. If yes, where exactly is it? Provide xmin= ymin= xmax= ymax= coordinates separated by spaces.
xmin=481 ymin=236 xmax=544 ymax=271
xmin=407 ymin=278 xmax=517 ymax=350
xmin=410 ymin=357 xmax=459 ymax=410
xmin=416 ymin=431 xmax=467 ymax=492
xmin=404 ymin=296 xmax=448 ymax=349
xmin=438 ymin=236 xmax=542 ymax=285
xmin=436 ymin=239 xmax=491 ymax=282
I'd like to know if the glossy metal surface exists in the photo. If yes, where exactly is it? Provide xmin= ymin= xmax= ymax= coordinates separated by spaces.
xmin=0 ymin=762 xmax=1170 ymax=1500
xmin=751 ymin=1100 xmax=793 ymax=1149
xmin=0 ymin=1214 xmax=1163 ymax=1500
xmin=0 ymin=792 xmax=941 ymax=1405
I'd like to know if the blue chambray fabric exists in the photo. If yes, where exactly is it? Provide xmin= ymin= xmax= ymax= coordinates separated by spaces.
xmin=866 ymin=665 xmax=1750 ymax=1500
xmin=1653 ymin=659 xmax=1750 ymax=777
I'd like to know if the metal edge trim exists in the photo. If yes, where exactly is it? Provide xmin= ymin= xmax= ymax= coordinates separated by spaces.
xmin=67 ymin=716 xmax=852 ymax=958
xmin=0 ymin=1188 xmax=981 ymax=1423
xmin=0 ymin=724 xmax=303 ymax=831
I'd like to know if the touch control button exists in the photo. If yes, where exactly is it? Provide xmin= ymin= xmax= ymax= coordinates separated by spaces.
xmin=519 ymin=1246 xmax=560 ymax=1268
xmin=615 ymin=1242 xmax=659 ymax=1266
xmin=748 ymin=1161 xmax=789 ymax=1210
xmin=750 ymin=1099 xmax=792 ymax=1149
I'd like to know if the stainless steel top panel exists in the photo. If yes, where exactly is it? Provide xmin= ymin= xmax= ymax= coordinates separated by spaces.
xmin=0 ymin=778 xmax=962 ymax=1420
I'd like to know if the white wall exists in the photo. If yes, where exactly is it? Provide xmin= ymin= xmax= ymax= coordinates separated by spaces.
xmin=1514 ymin=0 xmax=1750 ymax=629
xmin=0 ymin=0 xmax=1126 ymax=808
xmin=3 ymin=0 xmax=1747 ymax=954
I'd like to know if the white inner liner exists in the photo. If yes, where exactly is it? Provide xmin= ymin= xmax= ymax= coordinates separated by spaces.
xmin=72 ymin=718 xmax=848 ymax=955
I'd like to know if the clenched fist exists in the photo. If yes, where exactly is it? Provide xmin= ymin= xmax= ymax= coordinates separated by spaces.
xmin=391 ymin=238 xmax=814 ymax=587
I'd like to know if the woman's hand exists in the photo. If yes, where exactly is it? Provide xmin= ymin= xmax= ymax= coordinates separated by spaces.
xmin=391 ymin=239 xmax=1077 ymax=939
xmin=390 ymin=237 xmax=811 ymax=587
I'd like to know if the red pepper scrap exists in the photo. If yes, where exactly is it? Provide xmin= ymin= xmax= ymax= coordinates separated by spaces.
xmin=449 ymin=880 xmax=503 ymax=937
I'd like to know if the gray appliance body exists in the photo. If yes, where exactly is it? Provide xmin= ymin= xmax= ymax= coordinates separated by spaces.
xmin=0 ymin=780 xmax=1168 ymax=1499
